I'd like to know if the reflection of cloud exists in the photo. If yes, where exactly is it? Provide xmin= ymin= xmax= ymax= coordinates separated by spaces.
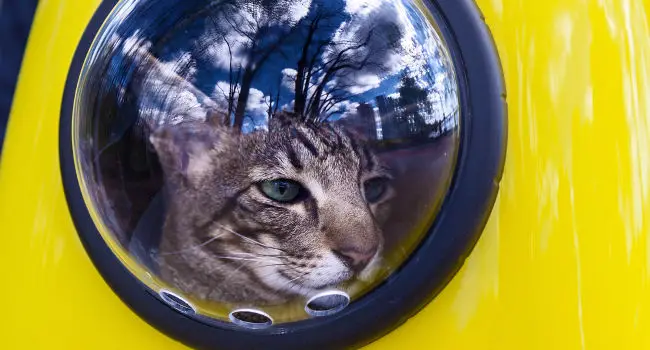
xmin=347 ymin=74 xmax=381 ymax=94
xmin=344 ymin=0 xmax=374 ymax=17
xmin=139 ymin=89 xmax=206 ymax=126
xmin=286 ymin=0 xmax=312 ymax=23
xmin=158 ymin=52 xmax=198 ymax=81
xmin=327 ymin=1 xmax=404 ymax=94
xmin=200 ymin=23 xmax=249 ymax=70
xmin=212 ymin=80 xmax=236 ymax=113
xmin=122 ymin=30 xmax=152 ymax=56
xmin=199 ymin=0 xmax=312 ymax=69
xmin=433 ymin=72 xmax=447 ymax=91
xmin=212 ymin=81 xmax=272 ymax=122
xmin=247 ymin=88 xmax=271 ymax=116
xmin=281 ymin=99 xmax=296 ymax=113
xmin=337 ymin=100 xmax=360 ymax=118
xmin=138 ymin=78 xmax=207 ymax=127
xmin=118 ymin=32 xmax=214 ymax=128
xmin=281 ymin=68 xmax=298 ymax=90
xmin=340 ymin=0 xmax=459 ymax=126
xmin=340 ymin=0 xmax=458 ymax=101
xmin=245 ymin=0 xmax=313 ymax=26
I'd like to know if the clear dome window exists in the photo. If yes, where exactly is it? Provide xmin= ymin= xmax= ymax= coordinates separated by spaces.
xmin=71 ymin=0 xmax=461 ymax=325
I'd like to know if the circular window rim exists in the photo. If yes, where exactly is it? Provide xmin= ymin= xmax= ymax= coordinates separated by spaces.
xmin=59 ymin=0 xmax=507 ymax=349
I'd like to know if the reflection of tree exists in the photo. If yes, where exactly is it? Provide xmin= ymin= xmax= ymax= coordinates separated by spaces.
xmin=200 ymin=2 xmax=403 ymax=127
xmin=337 ymin=102 xmax=377 ymax=140
xmin=266 ymin=75 xmax=282 ymax=119
xmin=120 ymin=0 xmax=461 ymax=138
xmin=397 ymin=74 xmax=430 ymax=138
xmin=208 ymin=24 xmax=242 ymax=126
xmin=377 ymin=73 xmax=456 ymax=141
xmin=291 ymin=5 xmax=403 ymax=122
xmin=291 ymin=6 xmax=342 ymax=119
xmin=206 ymin=0 xmax=307 ymax=131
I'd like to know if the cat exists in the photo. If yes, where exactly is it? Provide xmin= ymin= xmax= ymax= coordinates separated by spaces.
xmin=149 ymin=112 xmax=394 ymax=305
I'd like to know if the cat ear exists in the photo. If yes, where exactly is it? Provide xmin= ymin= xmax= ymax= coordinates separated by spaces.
xmin=149 ymin=120 xmax=230 ymax=184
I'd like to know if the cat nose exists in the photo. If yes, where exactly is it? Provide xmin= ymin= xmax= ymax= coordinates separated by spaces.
xmin=333 ymin=247 xmax=376 ymax=272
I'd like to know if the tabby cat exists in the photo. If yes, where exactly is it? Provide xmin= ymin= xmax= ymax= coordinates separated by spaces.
xmin=149 ymin=112 xmax=394 ymax=305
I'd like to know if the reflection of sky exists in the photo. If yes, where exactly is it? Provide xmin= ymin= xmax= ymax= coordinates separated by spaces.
xmin=96 ymin=0 xmax=459 ymax=132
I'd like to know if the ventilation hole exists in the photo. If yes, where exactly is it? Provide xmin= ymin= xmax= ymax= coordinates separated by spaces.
xmin=229 ymin=309 xmax=273 ymax=329
xmin=305 ymin=291 xmax=350 ymax=317
xmin=159 ymin=290 xmax=196 ymax=315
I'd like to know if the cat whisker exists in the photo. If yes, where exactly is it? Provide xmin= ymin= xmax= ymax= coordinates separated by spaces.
xmin=255 ymin=263 xmax=287 ymax=269
xmin=282 ymin=270 xmax=311 ymax=290
xmin=282 ymin=270 xmax=313 ymax=295
xmin=220 ymin=258 xmax=272 ymax=285
xmin=228 ymin=251 xmax=289 ymax=259
xmin=158 ymin=233 xmax=225 ymax=256
xmin=206 ymin=256 xmax=278 ymax=298
xmin=163 ymin=250 xmax=270 ymax=263
xmin=214 ymin=256 xmax=270 ymax=262
xmin=255 ymin=262 xmax=301 ymax=273
xmin=215 ymin=224 xmax=288 ymax=253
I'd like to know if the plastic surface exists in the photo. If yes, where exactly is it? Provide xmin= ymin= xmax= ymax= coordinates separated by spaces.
xmin=56 ymin=1 xmax=506 ymax=347
xmin=2 ymin=0 xmax=650 ymax=349
xmin=64 ymin=0 xmax=461 ymax=325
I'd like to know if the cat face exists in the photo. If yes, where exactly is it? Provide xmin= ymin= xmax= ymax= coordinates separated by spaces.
xmin=150 ymin=112 xmax=393 ymax=302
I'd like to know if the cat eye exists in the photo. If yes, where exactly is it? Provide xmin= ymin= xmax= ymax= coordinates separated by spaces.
xmin=363 ymin=177 xmax=389 ymax=204
xmin=259 ymin=179 xmax=303 ymax=203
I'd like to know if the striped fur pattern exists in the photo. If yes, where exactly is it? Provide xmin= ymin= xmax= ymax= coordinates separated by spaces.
xmin=150 ymin=112 xmax=393 ymax=305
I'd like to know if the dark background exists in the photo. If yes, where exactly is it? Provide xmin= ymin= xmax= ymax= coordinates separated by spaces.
xmin=0 ymin=0 xmax=39 ymax=151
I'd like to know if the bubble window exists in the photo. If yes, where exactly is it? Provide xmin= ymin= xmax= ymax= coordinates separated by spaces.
xmin=60 ymin=0 xmax=505 ymax=347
